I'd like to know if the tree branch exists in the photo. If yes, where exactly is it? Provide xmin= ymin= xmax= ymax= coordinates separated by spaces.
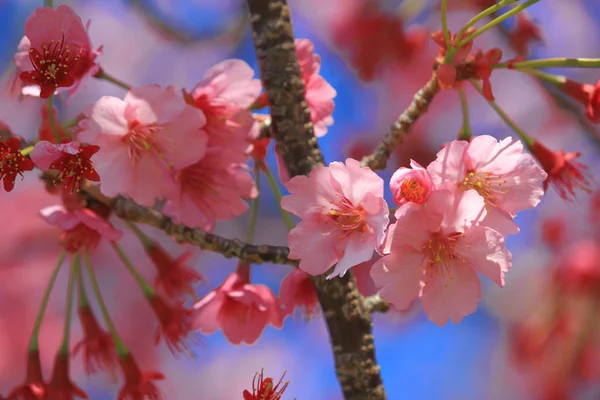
xmin=361 ymin=75 xmax=441 ymax=171
xmin=246 ymin=1 xmax=386 ymax=398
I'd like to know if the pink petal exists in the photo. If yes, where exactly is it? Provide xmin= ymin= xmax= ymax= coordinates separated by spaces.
xmin=466 ymin=136 xmax=523 ymax=174
xmin=421 ymin=263 xmax=482 ymax=326
xmin=328 ymin=232 xmax=377 ymax=278
xmin=482 ymin=207 xmax=520 ymax=235
xmin=329 ymin=158 xmax=384 ymax=205
xmin=25 ymin=5 xmax=90 ymax=52
xmin=442 ymin=189 xmax=486 ymax=233
xmin=240 ymin=305 xmax=270 ymax=345
xmin=75 ymin=209 xmax=122 ymax=241
xmin=281 ymin=166 xmax=337 ymax=219
xmin=156 ymin=105 xmax=207 ymax=170
xmin=392 ymin=202 xmax=437 ymax=250
xmin=30 ymin=141 xmax=63 ymax=170
xmin=427 ymin=140 xmax=468 ymax=187
xmin=191 ymin=290 xmax=223 ymax=333
xmin=254 ymin=284 xmax=284 ymax=328
xmin=287 ymin=219 xmax=339 ymax=276
xmin=125 ymin=85 xmax=186 ymax=125
xmin=193 ymin=60 xmax=262 ymax=108
xmin=78 ymin=96 xmax=128 ymax=142
xmin=459 ymin=225 xmax=512 ymax=287
xmin=127 ymin=155 xmax=178 ymax=206
xmin=371 ymin=250 xmax=425 ymax=310
xmin=39 ymin=205 xmax=80 ymax=230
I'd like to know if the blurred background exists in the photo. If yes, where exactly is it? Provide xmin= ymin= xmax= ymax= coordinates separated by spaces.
xmin=1 ymin=0 xmax=600 ymax=399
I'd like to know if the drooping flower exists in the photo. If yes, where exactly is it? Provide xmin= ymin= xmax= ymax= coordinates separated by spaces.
xmin=431 ymin=28 xmax=476 ymax=88
xmin=183 ymin=59 xmax=261 ymax=156
xmin=164 ymin=148 xmax=257 ymax=231
xmin=72 ymin=306 xmax=117 ymax=376
xmin=146 ymin=243 xmax=202 ymax=300
xmin=469 ymin=48 xmax=503 ymax=101
xmin=191 ymin=265 xmax=283 ymax=345
xmin=243 ymin=370 xmax=289 ymax=400
xmin=17 ymin=6 xmax=100 ymax=99
xmin=7 ymin=350 xmax=46 ymax=400
xmin=427 ymin=136 xmax=547 ymax=234
xmin=331 ymin=3 xmax=427 ymax=81
xmin=117 ymin=353 xmax=164 ymax=400
xmin=46 ymin=352 xmax=89 ymax=399
xmin=40 ymin=205 xmax=122 ymax=253
xmin=279 ymin=269 xmax=320 ymax=319
xmin=371 ymin=189 xmax=511 ymax=326
xmin=295 ymin=39 xmax=337 ymax=137
xmin=508 ymin=13 xmax=543 ymax=55
xmin=77 ymin=85 xmax=208 ymax=206
xmin=390 ymin=160 xmax=433 ymax=206
xmin=30 ymin=141 xmax=100 ymax=192
xmin=0 ymin=137 xmax=34 ymax=192
xmin=527 ymin=140 xmax=592 ymax=201
xmin=148 ymin=295 xmax=193 ymax=356
xmin=281 ymin=158 xmax=389 ymax=278
xmin=556 ymin=78 xmax=600 ymax=124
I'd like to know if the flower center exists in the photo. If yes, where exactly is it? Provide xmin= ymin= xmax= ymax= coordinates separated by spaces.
xmin=326 ymin=195 xmax=366 ymax=232
xmin=125 ymin=121 xmax=162 ymax=162
xmin=50 ymin=153 xmax=95 ymax=192
xmin=422 ymin=232 xmax=466 ymax=281
xmin=399 ymin=178 xmax=427 ymax=204
xmin=462 ymin=170 xmax=508 ymax=207
xmin=28 ymin=33 xmax=84 ymax=88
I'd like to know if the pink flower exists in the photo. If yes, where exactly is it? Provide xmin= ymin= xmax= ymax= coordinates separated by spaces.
xmin=295 ymin=39 xmax=336 ymax=137
xmin=164 ymin=148 xmax=258 ymax=230
xmin=390 ymin=160 xmax=433 ymax=206
xmin=30 ymin=140 xmax=100 ymax=192
xmin=40 ymin=205 xmax=122 ymax=253
xmin=183 ymin=59 xmax=261 ymax=157
xmin=279 ymin=269 xmax=319 ymax=319
xmin=191 ymin=267 xmax=283 ymax=345
xmin=371 ymin=189 xmax=511 ymax=326
xmin=77 ymin=85 xmax=208 ymax=206
xmin=427 ymin=136 xmax=547 ymax=235
xmin=17 ymin=6 xmax=101 ymax=99
xmin=281 ymin=158 xmax=389 ymax=278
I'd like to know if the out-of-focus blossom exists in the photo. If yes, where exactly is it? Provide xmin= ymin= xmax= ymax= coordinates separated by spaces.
xmin=0 ymin=137 xmax=34 ymax=192
xmin=47 ymin=353 xmax=89 ymax=399
xmin=192 ymin=264 xmax=283 ymax=345
xmin=77 ymin=85 xmax=208 ymax=206
xmin=390 ymin=160 xmax=432 ymax=206
xmin=73 ymin=306 xmax=117 ymax=377
xmin=431 ymin=28 xmax=476 ymax=88
xmin=427 ymin=136 xmax=547 ymax=234
xmin=281 ymin=158 xmax=389 ymax=278
xmin=469 ymin=48 xmax=503 ymax=101
xmin=371 ymin=190 xmax=511 ymax=326
xmin=295 ymin=39 xmax=336 ymax=137
xmin=117 ymin=353 xmax=164 ymax=400
xmin=528 ymin=140 xmax=592 ymax=201
xmin=146 ymin=243 xmax=202 ymax=301
xmin=7 ymin=351 xmax=46 ymax=400
xmin=148 ymin=296 xmax=193 ymax=356
xmin=242 ymin=369 xmax=289 ymax=400
xmin=30 ymin=141 xmax=100 ymax=193
xmin=279 ymin=269 xmax=319 ymax=320
xmin=508 ymin=14 xmax=543 ymax=55
xmin=17 ymin=6 xmax=101 ymax=99
xmin=558 ymin=78 xmax=600 ymax=124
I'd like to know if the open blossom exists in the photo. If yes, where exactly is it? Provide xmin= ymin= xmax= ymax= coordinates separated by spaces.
xmin=243 ymin=370 xmax=289 ymax=400
xmin=191 ymin=266 xmax=283 ymax=345
xmin=279 ymin=269 xmax=320 ymax=319
xmin=183 ymin=59 xmax=261 ymax=156
xmin=17 ymin=6 xmax=100 ymax=99
xmin=73 ymin=306 xmax=117 ymax=376
xmin=40 ymin=205 xmax=122 ymax=253
xmin=146 ymin=243 xmax=202 ymax=300
xmin=295 ymin=39 xmax=337 ymax=137
xmin=469 ymin=48 xmax=502 ymax=101
xmin=390 ymin=160 xmax=432 ymax=206
xmin=281 ymin=158 xmax=389 ymax=278
xmin=78 ymin=85 xmax=208 ymax=206
xmin=528 ymin=140 xmax=592 ymax=201
xmin=371 ymin=190 xmax=511 ymax=326
xmin=427 ymin=136 xmax=547 ymax=235
xmin=0 ymin=137 xmax=34 ymax=192
xmin=30 ymin=141 xmax=100 ymax=192
xmin=148 ymin=296 xmax=193 ymax=356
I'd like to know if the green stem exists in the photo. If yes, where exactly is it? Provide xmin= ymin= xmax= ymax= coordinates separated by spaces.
xmin=46 ymin=97 xmax=61 ymax=143
xmin=59 ymin=254 xmax=78 ymax=354
xmin=470 ymin=80 xmax=534 ymax=146
xmin=457 ymin=0 xmax=519 ymax=38
xmin=246 ymin=166 xmax=261 ymax=243
xmin=458 ymin=88 xmax=472 ymax=141
xmin=263 ymin=164 xmax=294 ymax=231
xmin=457 ymin=0 xmax=542 ymax=47
xmin=125 ymin=220 xmax=153 ymax=248
xmin=29 ymin=251 xmax=67 ymax=351
xmin=76 ymin=257 xmax=90 ymax=308
xmin=494 ymin=58 xmax=600 ymax=70
xmin=61 ymin=117 xmax=81 ymax=130
xmin=95 ymin=69 xmax=132 ymax=91
xmin=44 ymin=0 xmax=52 ymax=7
xmin=440 ymin=0 xmax=451 ymax=53
xmin=84 ymin=253 xmax=128 ymax=356
xmin=519 ymin=68 xmax=566 ymax=87
xmin=112 ymin=242 xmax=155 ymax=297
xmin=20 ymin=146 xmax=34 ymax=157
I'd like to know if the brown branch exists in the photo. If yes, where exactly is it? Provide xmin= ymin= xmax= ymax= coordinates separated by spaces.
xmin=246 ymin=1 xmax=386 ymax=399
xmin=361 ymin=75 xmax=441 ymax=171
xmin=364 ymin=294 xmax=390 ymax=313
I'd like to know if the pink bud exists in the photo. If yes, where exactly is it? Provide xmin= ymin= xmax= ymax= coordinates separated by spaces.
xmin=390 ymin=160 xmax=432 ymax=206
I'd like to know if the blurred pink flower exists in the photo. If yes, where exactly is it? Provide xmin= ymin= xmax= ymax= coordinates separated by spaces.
xmin=149 ymin=296 xmax=193 ymax=356
xmin=192 ymin=265 xmax=283 ymax=345
xmin=73 ymin=306 xmax=117 ymax=377
xmin=281 ymin=158 xmax=389 ymax=278
xmin=390 ymin=160 xmax=432 ymax=206
xmin=78 ymin=85 xmax=208 ymax=206
xmin=17 ymin=6 xmax=101 ymax=99
xmin=279 ymin=269 xmax=319 ymax=319
xmin=30 ymin=141 xmax=100 ymax=193
xmin=371 ymin=189 xmax=511 ymax=326
xmin=146 ymin=243 xmax=202 ymax=301
xmin=427 ymin=136 xmax=547 ymax=235
xmin=117 ymin=353 xmax=164 ymax=400
xmin=295 ymin=39 xmax=336 ymax=137
xmin=47 ymin=353 xmax=88 ymax=399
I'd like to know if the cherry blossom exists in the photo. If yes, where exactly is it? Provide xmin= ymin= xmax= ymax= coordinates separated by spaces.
xmin=390 ymin=160 xmax=433 ymax=206
xmin=281 ymin=158 xmax=389 ymax=278
xmin=0 ymin=137 xmax=34 ymax=192
xmin=46 ymin=353 xmax=89 ymax=399
xmin=117 ymin=353 xmax=164 ymax=400
xmin=371 ymin=189 xmax=511 ymax=325
xmin=73 ymin=306 xmax=117 ymax=376
xmin=427 ymin=136 xmax=547 ymax=235
xmin=243 ymin=370 xmax=289 ymax=400
xmin=77 ymin=85 xmax=208 ymax=205
xmin=279 ymin=269 xmax=319 ymax=319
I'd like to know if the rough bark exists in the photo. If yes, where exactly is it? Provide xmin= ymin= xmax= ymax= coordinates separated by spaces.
xmin=246 ymin=1 xmax=386 ymax=399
